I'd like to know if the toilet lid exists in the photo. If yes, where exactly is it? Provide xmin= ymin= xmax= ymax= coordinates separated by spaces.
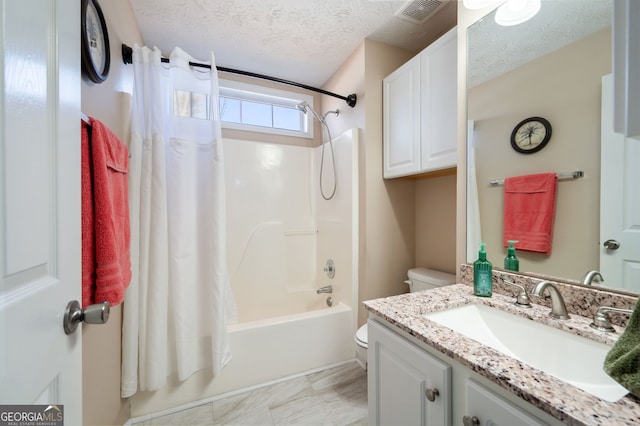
xmin=355 ymin=324 xmax=368 ymax=346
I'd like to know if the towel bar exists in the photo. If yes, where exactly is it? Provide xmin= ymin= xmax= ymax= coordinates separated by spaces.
xmin=489 ymin=170 xmax=584 ymax=186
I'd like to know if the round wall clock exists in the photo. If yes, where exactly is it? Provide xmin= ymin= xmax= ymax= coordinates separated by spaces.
xmin=510 ymin=117 xmax=552 ymax=154
xmin=81 ymin=0 xmax=110 ymax=83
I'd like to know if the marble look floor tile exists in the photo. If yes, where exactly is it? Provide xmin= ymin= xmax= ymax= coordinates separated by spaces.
xmin=144 ymin=403 xmax=214 ymax=426
xmin=211 ymin=391 xmax=273 ymax=425
xmin=320 ymin=374 xmax=368 ymax=426
xmin=135 ymin=362 xmax=368 ymax=426
xmin=307 ymin=362 xmax=367 ymax=392
xmin=269 ymin=393 xmax=331 ymax=425
xmin=344 ymin=418 xmax=368 ymax=426
xmin=251 ymin=375 xmax=316 ymax=409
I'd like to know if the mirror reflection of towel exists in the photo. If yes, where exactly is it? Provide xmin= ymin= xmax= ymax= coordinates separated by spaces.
xmin=503 ymin=173 xmax=557 ymax=254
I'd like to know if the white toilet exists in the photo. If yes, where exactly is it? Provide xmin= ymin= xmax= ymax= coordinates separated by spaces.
xmin=354 ymin=267 xmax=457 ymax=368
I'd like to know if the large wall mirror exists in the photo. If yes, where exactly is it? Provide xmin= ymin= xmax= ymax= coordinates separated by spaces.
xmin=465 ymin=0 xmax=640 ymax=295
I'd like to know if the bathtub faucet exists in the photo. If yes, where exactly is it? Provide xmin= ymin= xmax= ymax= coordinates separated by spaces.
xmin=316 ymin=285 xmax=333 ymax=294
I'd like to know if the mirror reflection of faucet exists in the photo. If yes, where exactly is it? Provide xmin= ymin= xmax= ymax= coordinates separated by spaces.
xmin=316 ymin=285 xmax=333 ymax=294
xmin=582 ymin=270 xmax=604 ymax=286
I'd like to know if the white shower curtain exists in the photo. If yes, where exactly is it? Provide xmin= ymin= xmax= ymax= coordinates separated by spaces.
xmin=121 ymin=45 xmax=236 ymax=397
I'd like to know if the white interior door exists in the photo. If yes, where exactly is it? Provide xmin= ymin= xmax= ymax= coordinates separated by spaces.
xmin=600 ymin=74 xmax=640 ymax=292
xmin=0 ymin=0 xmax=82 ymax=422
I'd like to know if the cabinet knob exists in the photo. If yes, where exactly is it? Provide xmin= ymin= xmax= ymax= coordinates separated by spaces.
xmin=463 ymin=415 xmax=480 ymax=426
xmin=425 ymin=387 xmax=439 ymax=402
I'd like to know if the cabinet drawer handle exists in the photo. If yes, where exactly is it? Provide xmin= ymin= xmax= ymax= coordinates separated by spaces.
xmin=425 ymin=387 xmax=439 ymax=402
xmin=463 ymin=415 xmax=480 ymax=426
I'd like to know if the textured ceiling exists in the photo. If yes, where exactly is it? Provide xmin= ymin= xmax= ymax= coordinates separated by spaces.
xmin=128 ymin=0 xmax=457 ymax=87
xmin=468 ymin=0 xmax=612 ymax=88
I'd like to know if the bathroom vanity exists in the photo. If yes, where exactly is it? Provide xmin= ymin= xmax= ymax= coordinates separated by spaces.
xmin=364 ymin=276 xmax=640 ymax=425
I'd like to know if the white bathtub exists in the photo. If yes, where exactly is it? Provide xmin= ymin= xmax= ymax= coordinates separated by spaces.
xmin=130 ymin=301 xmax=355 ymax=417
xmin=222 ymin=302 xmax=354 ymax=387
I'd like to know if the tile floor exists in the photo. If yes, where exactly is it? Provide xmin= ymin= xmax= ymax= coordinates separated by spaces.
xmin=134 ymin=361 xmax=368 ymax=426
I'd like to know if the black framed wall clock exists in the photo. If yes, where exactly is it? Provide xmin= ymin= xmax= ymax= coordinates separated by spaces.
xmin=510 ymin=116 xmax=552 ymax=154
xmin=81 ymin=0 xmax=110 ymax=83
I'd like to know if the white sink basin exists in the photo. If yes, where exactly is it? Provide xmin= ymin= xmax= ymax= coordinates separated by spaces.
xmin=424 ymin=303 xmax=628 ymax=402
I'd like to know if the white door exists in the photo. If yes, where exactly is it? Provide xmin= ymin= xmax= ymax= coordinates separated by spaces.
xmin=0 ymin=0 xmax=82 ymax=423
xmin=600 ymin=74 xmax=640 ymax=292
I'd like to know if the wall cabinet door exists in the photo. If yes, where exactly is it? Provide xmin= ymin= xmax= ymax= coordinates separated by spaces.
xmin=420 ymin=28 xmax=457 ymax=171
xmin=368 ymin=320 xmax=452 ymax=426
xmin=383 ymin=27 xmax=458 ymax=179
xmin=464 ymin=380 xmax=547 ymax=426
xmin=613 ymin=0 xmax=640 ymax=138
xmin=383 ymin=57 xmax=421 ymax=178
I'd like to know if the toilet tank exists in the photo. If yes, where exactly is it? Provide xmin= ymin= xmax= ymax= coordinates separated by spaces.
xmin=406 ymin=267 xmax=456 ymax=292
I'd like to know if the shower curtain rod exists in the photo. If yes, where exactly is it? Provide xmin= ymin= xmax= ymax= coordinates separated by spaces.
xmin=121 ymin=44 xmax=357 ymax=108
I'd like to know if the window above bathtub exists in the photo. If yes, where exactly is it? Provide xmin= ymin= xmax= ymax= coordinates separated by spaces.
xmin=218 ymin=79 xmax=314 ymax=139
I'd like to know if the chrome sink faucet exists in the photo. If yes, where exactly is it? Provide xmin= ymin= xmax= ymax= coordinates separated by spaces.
xmin=581 ymin=270 xmax=604 ymax=285
xmin=531 ymin=281 xmax=570 ymax=319
xmin=590 ymin=306 xmax=633 ymax=332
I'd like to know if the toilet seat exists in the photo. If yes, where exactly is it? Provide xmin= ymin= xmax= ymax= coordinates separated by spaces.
xmin=355 ymin=324 xmax=368 ymax=349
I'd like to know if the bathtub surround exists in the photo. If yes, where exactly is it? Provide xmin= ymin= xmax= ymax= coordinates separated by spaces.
xmin=122 ymin=45 xmax=236 ymax=397
xmin=225 ymin=130 xmax=358 ymax=323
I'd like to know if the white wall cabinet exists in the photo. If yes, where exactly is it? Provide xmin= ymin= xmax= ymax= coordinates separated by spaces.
xmin=368 ymin=319 xmax=452 ymax=426
xmin=383 ymin=27 xmax=457 ymax=179
xmin=368 ymin=318 xmax=563 ymax=426
xmin=613 ymin=0 xmax=640 ymax=138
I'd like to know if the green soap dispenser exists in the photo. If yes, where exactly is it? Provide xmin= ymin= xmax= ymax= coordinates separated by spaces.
xmin=504 ymin=240 xmax=519 ymax=272
xmin=474 ymin=243 xmax=492 ymax=297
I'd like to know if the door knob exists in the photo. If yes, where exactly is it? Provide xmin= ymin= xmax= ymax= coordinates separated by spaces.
xmin=63 ymin=300 xmax=110 ymax=335
xmin=603 ymin=239 xmax=620 ymax=250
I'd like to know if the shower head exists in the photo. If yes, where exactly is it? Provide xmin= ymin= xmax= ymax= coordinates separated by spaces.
xmin=296 ymin=101 xmax=324 ymax=123
xmin=296 ymin=101 xmax=309 ymax=114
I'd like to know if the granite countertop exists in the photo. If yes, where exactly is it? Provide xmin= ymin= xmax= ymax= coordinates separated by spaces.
xmin=363 ymin=283 xmax=640 ymax=426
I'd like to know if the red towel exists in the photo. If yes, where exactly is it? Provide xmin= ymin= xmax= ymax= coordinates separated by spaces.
xmin=503 ymin=173 xmax=557 ymax=255
xmin=81 ymin=121 xmax=96 ymax=307
xmin=81 ymin=118 xmax=131 ymax=307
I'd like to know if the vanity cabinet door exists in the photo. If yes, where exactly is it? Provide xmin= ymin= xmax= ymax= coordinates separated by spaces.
xmin=368 ymin=320 xmax=452 ymax=426
xmin=465 ymin=380 xmax=547 ymax=426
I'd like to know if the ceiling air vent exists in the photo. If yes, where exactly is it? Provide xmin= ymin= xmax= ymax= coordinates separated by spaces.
xmin=395 ymin=0 xmax=445 ymax=24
